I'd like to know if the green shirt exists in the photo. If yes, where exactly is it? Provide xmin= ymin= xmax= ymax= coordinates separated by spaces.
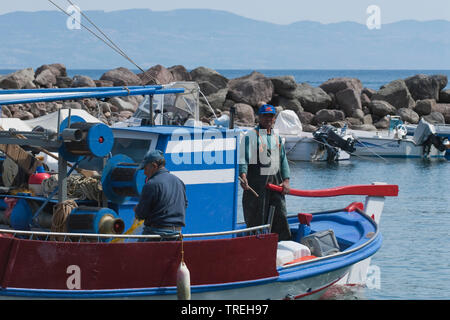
xmin=239 ymin=126 xmax=290 ymax=180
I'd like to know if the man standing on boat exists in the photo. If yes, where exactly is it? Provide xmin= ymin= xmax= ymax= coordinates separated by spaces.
xmin=239 ymin=104 xmax=292 ymax=241
xmin=134 ymin=150 xmax=188 ymax=241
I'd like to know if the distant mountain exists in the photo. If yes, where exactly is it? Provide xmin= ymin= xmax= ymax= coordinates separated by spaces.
xmin=0 ymin=9 xmax=449 ymax=69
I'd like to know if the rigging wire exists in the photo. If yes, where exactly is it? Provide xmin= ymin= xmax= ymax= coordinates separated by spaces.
xmin=46 ymin=0 xmax=158 ymax=84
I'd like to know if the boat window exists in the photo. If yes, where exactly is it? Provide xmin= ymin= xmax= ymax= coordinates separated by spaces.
xmin=134 ymin=82 xmax=200 ymax=126
xmin=111 ymin=138 xmax=152 ymax=163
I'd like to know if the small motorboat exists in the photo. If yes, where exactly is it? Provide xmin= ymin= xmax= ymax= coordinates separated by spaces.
xmin=405 ymin=123 xmax=450 ymax=160
xmin=348 ymin=116 xmax=448 ymax=159
xmin=275 ymin=110 xmax=356 ymax=162
xmin=0 ymin=85 xmax=398 ymax=299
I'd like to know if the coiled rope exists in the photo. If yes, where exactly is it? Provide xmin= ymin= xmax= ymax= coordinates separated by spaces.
xmin=51 ymin=200 xmax=78 ymax=241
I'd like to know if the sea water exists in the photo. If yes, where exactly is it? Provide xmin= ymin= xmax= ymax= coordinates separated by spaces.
xmin=238 ymin=158 xmax=450 ymax=300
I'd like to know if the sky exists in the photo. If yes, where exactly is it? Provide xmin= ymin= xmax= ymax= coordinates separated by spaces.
xmin=1 ymin=0 xmax=449 ymax=25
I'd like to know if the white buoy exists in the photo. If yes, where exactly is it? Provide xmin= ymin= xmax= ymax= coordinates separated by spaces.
xmin=177 ymin=261 xmax=191 ymax=300
xmin=177 ymin=234 xmax=191 ymax=300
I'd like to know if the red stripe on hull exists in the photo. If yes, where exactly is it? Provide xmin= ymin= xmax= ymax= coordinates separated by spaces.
xmin=0 ymin=234 xmax=278 ymax=291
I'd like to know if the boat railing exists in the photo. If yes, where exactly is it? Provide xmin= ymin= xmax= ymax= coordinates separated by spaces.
xmin=0 ymin=224 xmax=271 ymax=243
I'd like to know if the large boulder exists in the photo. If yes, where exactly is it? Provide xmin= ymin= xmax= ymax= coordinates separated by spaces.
xmin=433 ymin=103 xmax=450 ymax=124
xmin=292 ymin=83 xmax=332 ymax=114
xmin=198 ymin=81 xmax=220 ymax=96
xmin=404 ymin=74 xmax=448 ymax=101
xmin=439 ymin=90 xmax=450 ymax=103
xmin=72 ymin=75 xmax=96 ymax=87
xmin=56 ymin=76 xmax=73 ymax=88
xmin=271 ymin=95 xmax=303 ymax=114
xmin=423 ymin=112 xmax=445 ymax=124
xmin=374 ymin=116 xmax=390 ymax=129
xmin=34 ymin=68 xmax=57 ymax=87
xmin=0 ymin=68 xmax=35 ymax=89
xmin=362 ymin=88 xmax=376 ymax=99
xmin=414 ymin=99 xmax=435 ymax=116
xmin=297 ymin=111 xmax=314 ymax=125
xmin=234 ymin=103 xmax=255 ymax=126
xmin=190 ymin=67 xmax=228 ymax=90
xmin=200 ymin=88 xmax=228 ymax=112
xmin=369 ymin=100 xmax=397 ymax=117
xmin=168 ymin=65 xmax=192 ymax=81
xmin=138 ymin=64 xmax=174 ymax=85
xmin=319 ymin=77 xmax=363 ymax=95
xmin=227 ymin=71 xmax=274 ymax=107
xmin=108 ymin=97 xmax=137 ymax=113
xmin=371 ymin=79 xmax=415 ymax=109
xmin=335 ymin=88 xmax=362 ymax=117
xmin=100 ymin=67 xmax=142 ymax=86
xmin=35 ymin=63 xmax=67 ymax=78
xmin=397 ymin=108 xmax=420 ymax=124
xmin=270 ymin=76 xmax=297 ymax=98
xmin=312 ymin=109 xmax=345 ymax=125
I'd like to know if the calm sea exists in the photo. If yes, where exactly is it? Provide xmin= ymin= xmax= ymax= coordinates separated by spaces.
xmin=1 ymin=68 xmax=449 ymax=299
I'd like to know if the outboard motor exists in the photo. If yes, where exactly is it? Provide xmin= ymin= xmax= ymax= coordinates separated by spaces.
xmin=413 ymin=119 xmax=448 ymax=156
xmin=313 ymin=125 xmax=356 ymax=162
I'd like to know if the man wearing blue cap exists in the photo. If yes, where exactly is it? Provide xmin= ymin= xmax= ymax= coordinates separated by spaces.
xmin=239 ymin=104 xmax=291 ymax=241
xmin=134 ymin=150 xmax=188 ymax=241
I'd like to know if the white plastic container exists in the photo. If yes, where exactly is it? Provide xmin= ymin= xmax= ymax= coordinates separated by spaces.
xmin=277 ymin=241 xmax=311 ymax=260
xmin=276 ymin=249 xmax=294 ymax=267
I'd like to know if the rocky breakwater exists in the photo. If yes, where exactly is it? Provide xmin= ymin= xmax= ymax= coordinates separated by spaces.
xmin=0 ymin=63 xmax=449 ymax=131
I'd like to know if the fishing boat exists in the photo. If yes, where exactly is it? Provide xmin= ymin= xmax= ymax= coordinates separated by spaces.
xmin=347 ymin=116 xmax=448 ymax=159
xmin=274 ymin=110 xmax=356 ymax=162
xmin=0 ymin=85 xmax=398 ymax=299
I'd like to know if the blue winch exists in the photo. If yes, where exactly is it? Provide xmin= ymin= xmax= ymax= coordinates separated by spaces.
xmin=67 ymin=207 xmax=125 ymax=235
xmin=101 ymin=154 xmax=146 ymax=204
xmin=59 ymin=115 xmax=114 ymax=162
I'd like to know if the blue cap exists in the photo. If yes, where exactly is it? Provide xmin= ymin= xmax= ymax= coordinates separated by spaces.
xmin=138 ymin=150 xmax=164 ymax=169
xmin=258 ymin=104 xmax=276 ymax=115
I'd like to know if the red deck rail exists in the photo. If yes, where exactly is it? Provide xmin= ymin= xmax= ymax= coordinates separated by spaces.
xmin=267 ymin=183 xmax=399 ymax=198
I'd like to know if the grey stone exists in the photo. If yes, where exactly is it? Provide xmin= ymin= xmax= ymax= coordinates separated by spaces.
xmin=270 ymin=76 xmax=297 ymax=98
xmin=72 ymin=75 xmax=96 ymax=87
xmin=397 ymin=108 xmax=420 ymax=124
xmin=404 ymin=74 xmax=447 ymax=101
xmin=138 ymin=64 xmax=174 ymax=85
xmin=369 ymin=100 xmax=397 ymax=117
xmin=372 ymin=79 xmax=415 ymax=109
xmin=312 ymin=109 xmax=345 ymax=125
xmin=100 ymin=67 xmax=142 ymax=86
xmin=292 ymin=83 xmax=332 ymax=114
xmin=190 ymin=66 xmax=228 ymax=89
xmin=439 ymin=90 xmax=450 ymax=103
xmin=34 ymin=69 xmax=57 ymax=87
xmin=423 ymin=111 xmax=445 ymax=124
xmin=335 ymin=88 xmax=362 ymax=117
xmin=0 ymin=68 xmax=35 ymax=89
xmin=168 ymin=65 xmax=192 ymax=81
xmin=234 ymin=103 xmax=255 ymax=126
xmin=271 ymin=95 xmax=303 ymax=114
xmin=227 ymin=71 xmax=274 ymax=107
xmin=319 ymin=77 xmax=363 ymax=95
xmin=414 ymin=99 xmax=435 ymax=116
